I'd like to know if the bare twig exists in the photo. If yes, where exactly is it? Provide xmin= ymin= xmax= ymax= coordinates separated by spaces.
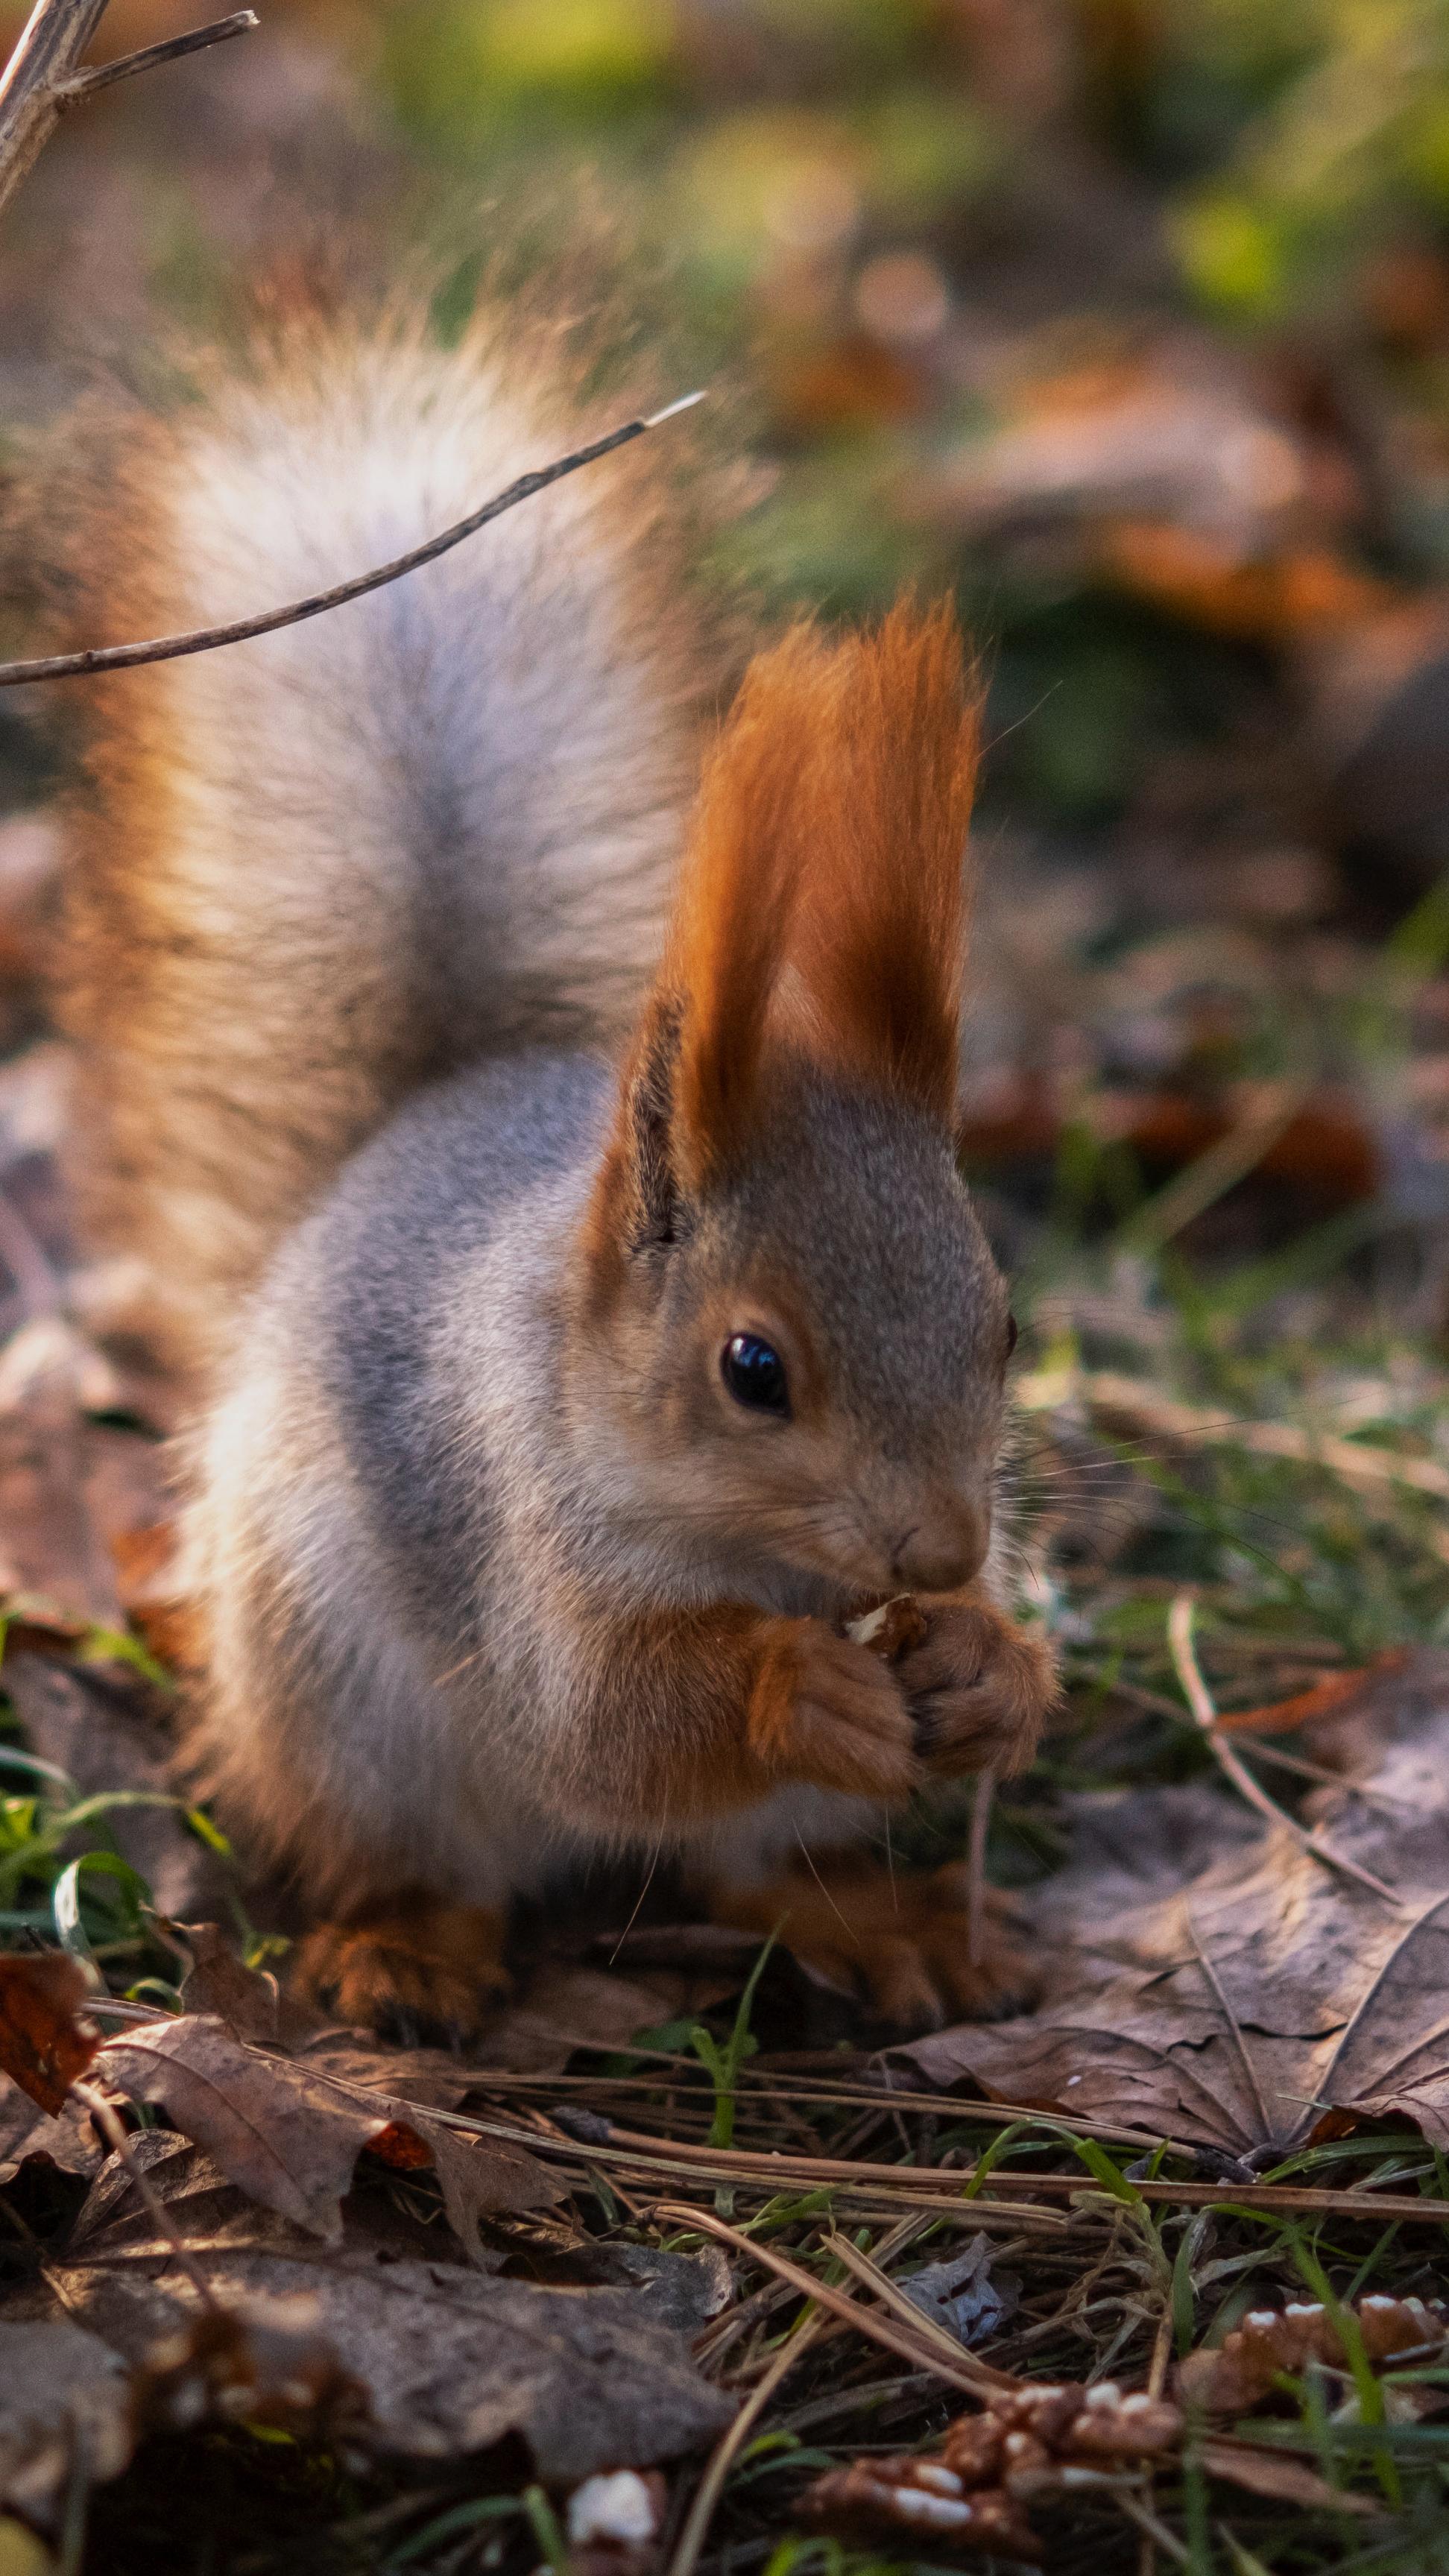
xmin=56 ymin=10 xmax=256 ymax=101
xmin=0 ymin=0 xmax=256 ymax=222
xmin=966 ymin=1762 xmax=997 ymax=1968
xmin=1167 ymin=1593 xmax=1402 ymax=1907
xmin=72 ymin=2079 xmax=220 ymax=2308
xmin=824 ymin=2227 xmax=996 ymax=2370
xmin=667 ymin=2314 xmax=826 ymax=2576
xmin=0 ymin=392 xmax=706 ymax=691
xmin=652 ymin=2201 xmax=1017 ymax=2396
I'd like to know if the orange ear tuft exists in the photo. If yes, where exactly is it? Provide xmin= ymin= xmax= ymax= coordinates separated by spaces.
xmin=669 ymin=599 xmax=979 ymax=1172
xmin=667 ymin=624 xmax=824 ymax=1181
xmin=594 ymin=596 xmax=979 ymax=1261
xmin=787 ymin=597 xmax=980 ymax=1123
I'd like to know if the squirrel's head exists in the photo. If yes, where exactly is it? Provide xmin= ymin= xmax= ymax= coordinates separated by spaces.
xmin=577 ymin=599 xmax=1012 ymax=1606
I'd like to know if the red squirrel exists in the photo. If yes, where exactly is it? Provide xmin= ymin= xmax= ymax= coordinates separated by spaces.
xmin=53 ymin=303 xmax=1056 ymax=2036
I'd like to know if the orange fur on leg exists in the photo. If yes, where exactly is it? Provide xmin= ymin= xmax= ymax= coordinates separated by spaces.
xmin=710 ymin=1856 xmax=1039 ymax=2034
xmin=565 ymin=1601 xmax=922 ymax=1828
xmin=291 ymin=1896 xmax=510 ymax=2043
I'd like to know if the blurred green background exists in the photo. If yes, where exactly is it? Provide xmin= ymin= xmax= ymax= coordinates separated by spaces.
xmin=11 ymin=0 xmax=1449 ymax=1270
xmin=3 ymin=0 xmax=1449 ymax=853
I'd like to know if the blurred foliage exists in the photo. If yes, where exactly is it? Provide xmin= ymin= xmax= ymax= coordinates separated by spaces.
xmin=312 ymin=0 xmax=1449 ymax=830
xmin=12 ymin=0 xmax=1449 ymax=833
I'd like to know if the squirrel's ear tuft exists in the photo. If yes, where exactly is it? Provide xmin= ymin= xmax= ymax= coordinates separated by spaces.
xmin=789 ymin=596 xmax=979 ymax=1124
xmin=672 ymin=596 xmax=980 ymax=1157
xmin=585 ymin=599 xmax=979 ymax=1287
xmin=666 ymin=625 xmax=821 ymax=1184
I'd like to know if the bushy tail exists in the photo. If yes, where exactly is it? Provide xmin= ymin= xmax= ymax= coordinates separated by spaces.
xmin=51 ymin=300 xmax=721 ymax=1382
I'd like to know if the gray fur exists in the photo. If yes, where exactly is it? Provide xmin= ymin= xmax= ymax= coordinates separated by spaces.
xmin=186 ymin=1055 xmax=1001 ymax=1907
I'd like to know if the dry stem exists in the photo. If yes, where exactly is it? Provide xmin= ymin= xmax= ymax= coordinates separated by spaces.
xmin=0 ymin=394 xmax=704 ymax=690
xmin=0 ymin=0 xmax=255 ymax=221
xmin=1167 ymin=1592 xmax=1402 ymax=1906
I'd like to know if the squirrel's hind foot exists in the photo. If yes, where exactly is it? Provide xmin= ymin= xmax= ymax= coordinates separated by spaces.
xmin=710 ymin=1857 xmax=1038 ymax=2037
xmin=291 ymin=1897 xmax=510 ymax=2048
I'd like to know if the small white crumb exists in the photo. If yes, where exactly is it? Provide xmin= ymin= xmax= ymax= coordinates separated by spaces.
xmin=891 ymin=2490 xmax=974 ymax=2531
xmin=566 ymin=2474 xmax=659 ymax=2547
xmin=1084 ymin=2382 xmax=1121 ymax=2408
xmin=846 ymin=1603 xmax=891 ymax=1648
xmin=913 ymin=2464 xmax=965 ymax=2496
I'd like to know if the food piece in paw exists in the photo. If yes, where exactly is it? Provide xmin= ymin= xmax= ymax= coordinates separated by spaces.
xmin=843 ymin=1593 xmax=929 ymax=1662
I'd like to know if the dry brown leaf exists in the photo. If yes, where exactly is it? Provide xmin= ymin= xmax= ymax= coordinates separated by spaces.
xmin=467 ymin=1962 xmax=733 ymax=2076
xmin=503 ymin=2239 xmax=733 ymax=2333
xmin=99 ymin=2008 xmax=566 ymax=2255
xmin=0 ymin=1954 xmax=98 ymax=2115
xmin=0 ymin=1324 xmax=124 ymax=1630
xmin=890 ymin=1651 xmax=1449 ymax=2158
xmin=84 ymin=1424 xmax=198 ymax=1666
xmin=412 ymin=2115 xmax=565 ymax=2263
xmin=1213 ymin=1658 xmax=1408 ymax=1737
xmin=0 ymin=2074 xmax=103 ymax=2183
xmin=45 ymin=2132 xmax=734 ymax=2480
xmin=97 ymin=2014 xmax=394 ymax=2241
xmin=175 ymin=1922 xmax=320 ymax=2049
xmin=1197 ymin=2437 xmax=1380 ymax=2513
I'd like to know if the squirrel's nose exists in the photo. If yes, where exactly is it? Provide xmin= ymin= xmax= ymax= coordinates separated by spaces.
xmin=891 ymin=1502 xmax=989 ymax=1595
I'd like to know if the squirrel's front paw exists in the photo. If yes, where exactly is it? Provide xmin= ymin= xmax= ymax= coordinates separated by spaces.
xmin=894 ymin=1598 xmax=1056 ymax=1779
xmin=749 ymin=1619 xmax=921 ymax=1802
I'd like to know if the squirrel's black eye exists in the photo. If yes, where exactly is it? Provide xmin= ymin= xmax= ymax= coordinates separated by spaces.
xmin=1004 ymin=1313 xmax=1019 ymax=1361
xmin=722 ymin=1333 xmax=790 ymax=1417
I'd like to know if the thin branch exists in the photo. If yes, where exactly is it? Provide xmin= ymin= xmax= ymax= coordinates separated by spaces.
xmin=72 ymin=2079 xmax=221 ymax=2308
xmin=0 ymin=391 xmax=706 ymax=690
xmin=0 ymin=0 xmax=258 ymax=224
xmin=1167 ymin=1593 xmax=1402 ymax=1907
xmin=0 ymin=0 xmax=112 ymax=218
xmin=666 ymin=2314 xmax=826 ymax=2576
xmin=966 ymin=1761 xmax=997 ymax=1968
xmin=651 ymin=2201 xmax=1017 ymax=2396
xmin=56 ymin=10 xmax=256 ymax=101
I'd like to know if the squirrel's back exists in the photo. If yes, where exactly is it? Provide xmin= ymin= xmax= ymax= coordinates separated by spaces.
xmin=53 ymin=301 xmax=721 ymax=1381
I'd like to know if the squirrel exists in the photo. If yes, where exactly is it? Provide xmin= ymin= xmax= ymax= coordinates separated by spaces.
xmin=51 ymin=300 xmax=1057 ymax=2039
